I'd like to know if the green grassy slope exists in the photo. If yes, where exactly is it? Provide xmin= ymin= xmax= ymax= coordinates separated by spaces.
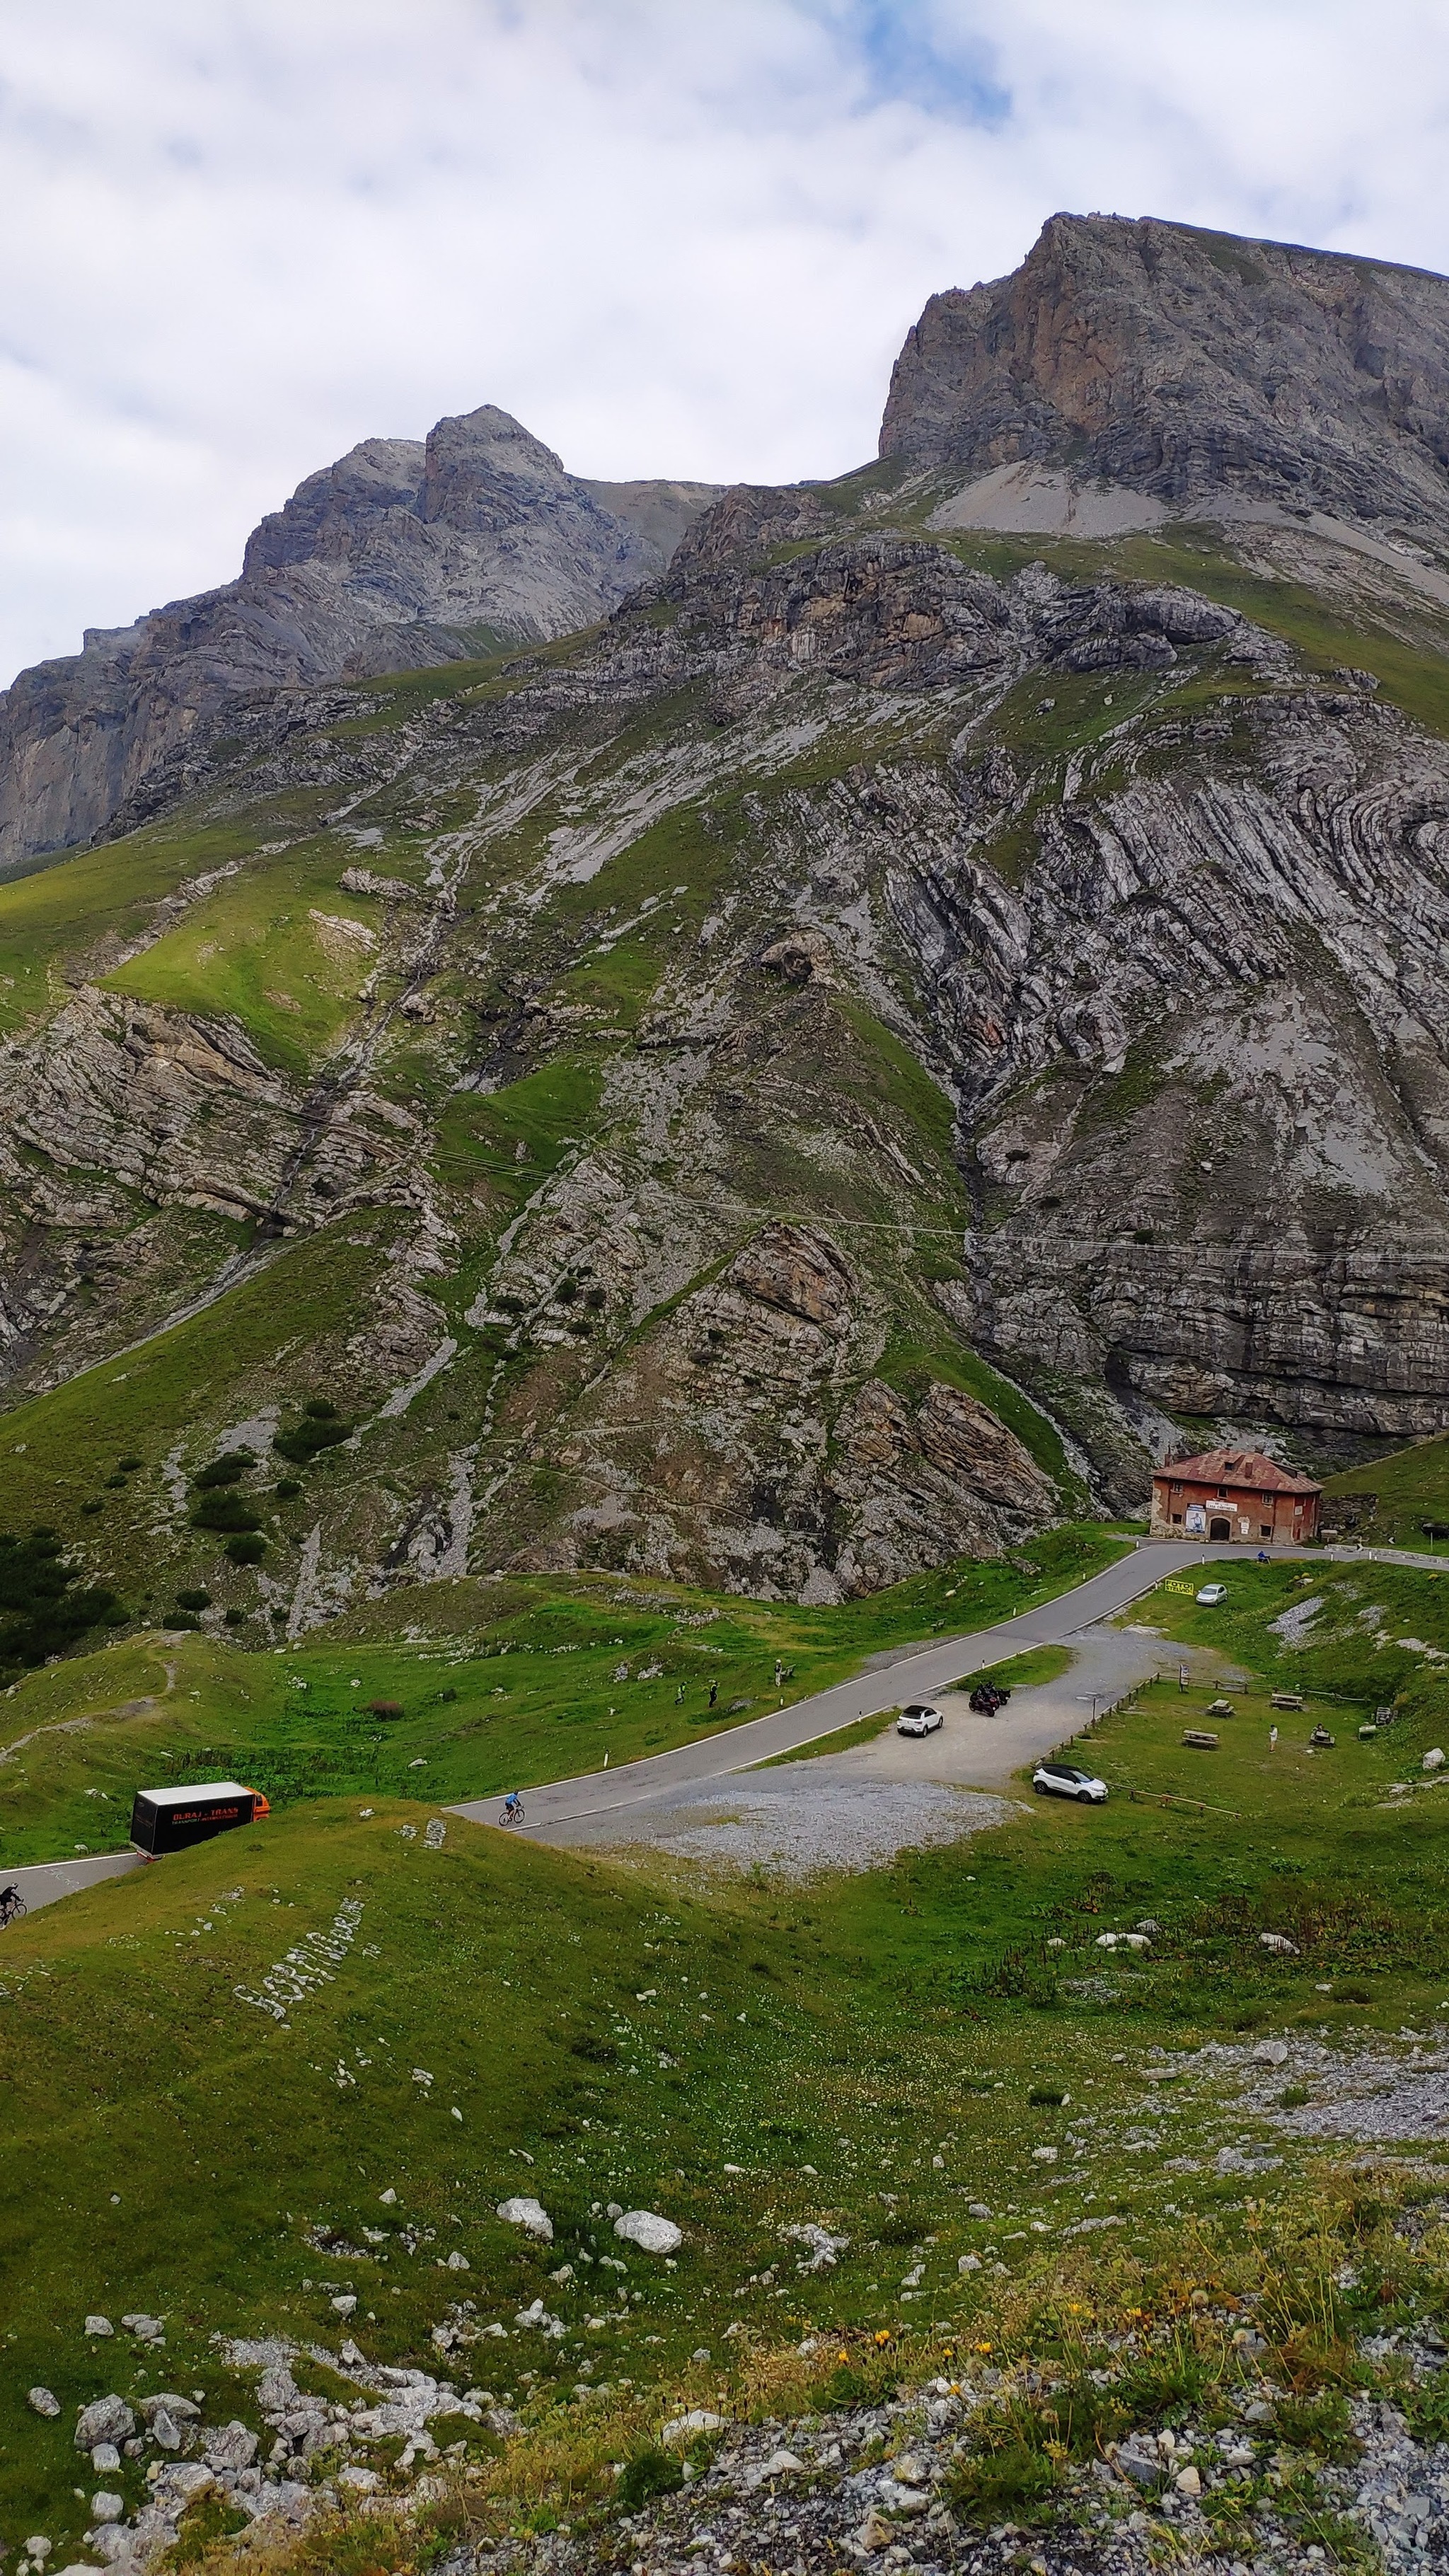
xmin=6 ymin=1554 xmax=1449 ymax=2553
xmin=1322 ymin=1433 xmax=1449 ymax=1547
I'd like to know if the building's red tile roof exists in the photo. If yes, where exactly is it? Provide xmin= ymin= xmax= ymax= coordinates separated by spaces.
xmin=1153 ymin=1448 xmax=1320 ymax=1495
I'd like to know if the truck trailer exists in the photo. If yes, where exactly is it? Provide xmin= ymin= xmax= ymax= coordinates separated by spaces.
xmin=129 ymin=1781 xmax=270 ymax=1856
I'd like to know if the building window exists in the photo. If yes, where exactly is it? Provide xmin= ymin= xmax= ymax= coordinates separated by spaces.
xmin=1172 ymin=1512 xmax=1182 ymax=1524
xmin=1260 ymin=1525 xmax=1271 ymax=1537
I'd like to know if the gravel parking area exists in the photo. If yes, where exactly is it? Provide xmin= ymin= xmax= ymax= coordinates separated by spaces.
xmin=594 ymin=1767 xmax=1015 ymax=1878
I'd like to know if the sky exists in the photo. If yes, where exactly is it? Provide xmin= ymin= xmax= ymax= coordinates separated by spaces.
xmin=4 ymin=0 xmax=1448 ymax=687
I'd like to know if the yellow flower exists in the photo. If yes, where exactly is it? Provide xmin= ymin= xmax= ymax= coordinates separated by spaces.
xmin=874 ymin=2329 xmax=893 ymax=2346
xmin=836 ymin=2351 xmax=850 ymax=2364
xmin=974 ymin=2340 xmax=993 ymax=2355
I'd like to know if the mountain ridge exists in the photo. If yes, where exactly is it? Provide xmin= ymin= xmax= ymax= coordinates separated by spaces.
xmin=1 ymin=215 xmax=1449 ymax=1618
xmin=0 ymin=404 xmax=722 ymax=874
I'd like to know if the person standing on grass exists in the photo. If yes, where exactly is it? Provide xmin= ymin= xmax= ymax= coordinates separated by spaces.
xmin=1269 ymin=1724 xmax=1278 ymax=1752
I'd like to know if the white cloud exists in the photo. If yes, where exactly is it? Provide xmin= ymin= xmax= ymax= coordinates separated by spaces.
xmin=2 ymin=0 xmax=1446 ymax=684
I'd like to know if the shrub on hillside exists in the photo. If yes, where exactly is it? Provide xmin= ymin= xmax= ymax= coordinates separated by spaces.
xmin=273 ymin=1410 xmax=351 ymax=1464
xmin=615 ymin=2451 xmax=683 ymax=2511
xmin=226 ymin=1533 xmax=267 ymax=1565
xmin=190 ymin=1491 xmax=263 ymax=1533
xmin=192 ymin=1451 xmax=253 ymax=1489
xmin=0 ymin=1527 xmax=123 ymax=1672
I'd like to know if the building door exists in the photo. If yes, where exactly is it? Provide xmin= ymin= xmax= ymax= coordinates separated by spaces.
xmin=1208 ymin=1515 xmax=1231 ymax=1540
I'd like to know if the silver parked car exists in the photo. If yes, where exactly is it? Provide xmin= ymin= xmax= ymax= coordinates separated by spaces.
xmin=896 ymin=1702 xmax=943 ymax=1738
xmin=1032 ymin=1758 xmax=1107 ymax=1804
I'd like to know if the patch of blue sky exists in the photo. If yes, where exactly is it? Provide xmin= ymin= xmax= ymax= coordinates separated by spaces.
xmin=816 ymin=1 xmax=1013 ymax=129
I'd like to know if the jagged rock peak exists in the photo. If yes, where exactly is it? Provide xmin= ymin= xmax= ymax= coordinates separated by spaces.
xmin=0 ymin=403 xmax=722 ymax=871
xmin=880 ymin=212 xmax=1449 ymax=538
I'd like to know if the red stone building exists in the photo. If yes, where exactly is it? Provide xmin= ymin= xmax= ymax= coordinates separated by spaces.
xmin=1149 ymin=1448 xmax=1321 ymax=1544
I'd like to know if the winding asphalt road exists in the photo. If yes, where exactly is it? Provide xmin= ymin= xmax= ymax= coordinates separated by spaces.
xmin=7 ymin=1535 xmax=1403 ymax=1914
xmin=449 ymin=1537 xmax=1267 ymax=1844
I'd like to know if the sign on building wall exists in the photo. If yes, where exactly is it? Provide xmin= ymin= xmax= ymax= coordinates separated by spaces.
xmin=1184 ymin=1503 xmax=1207 ymax=1534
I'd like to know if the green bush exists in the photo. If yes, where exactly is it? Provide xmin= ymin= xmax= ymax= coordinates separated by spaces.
xmin=274 ymin=1415 xmax=351 ymax=1465
xmin=303 ymin=1397 xmax=339 ymax=1420
xmin=1119 ymin=2337 xmax=1209 ymax=2425
xmin=820 ymin=2355 xmax=901 ymax=2408
xmin=192 ymin=1451 xmax=252 ymax=1490
xmin=943 ymin=2440 xmax=1060 ymax=2525
xmin=190 ymin=1492 xmax=262 ymax=1533
xmin=117 ymin=1454 xmax=143 ymax=1471
xmin=224 ymin=1607 xmax=248 ymax=1627
xmin=0 ymin=1528 xmax=123 ymax=1673
xmin=162 ymin=1612 xmax=202 ymax=1632
xmin=176 ymin=1588 xmax=211 ymax=1612
xmin=614 ymin=2450 xmax=683 ymax=2511
xmin=225 ymin=1534 xmax=267 ymax=1565
xmin=275 ymin=1479 xmax=304 ymax=1499
xmin=1272 ymin=2391 xmax=1360 ymax=2461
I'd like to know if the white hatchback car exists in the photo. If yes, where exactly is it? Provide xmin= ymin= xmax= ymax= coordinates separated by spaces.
xmin=1196 ymin=1582 xmax=1228 ymax=1606
xmin=1032 ymin=1758 xmax=1108 ymax=1804
xmin=897 ymin=1702 xmax=943 ymax=1737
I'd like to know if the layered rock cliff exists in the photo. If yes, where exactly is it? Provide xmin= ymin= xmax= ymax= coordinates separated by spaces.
xmin=882 ymin=213 xmax=1449 ymax=550
xmin=2 ymin=214 xmax=1449 ymax=1624
xmin=0 ymin=405 xmax=720 ymax=872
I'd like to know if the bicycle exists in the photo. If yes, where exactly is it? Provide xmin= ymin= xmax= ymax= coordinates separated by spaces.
xmin=0 ymin=1885 xmax=28 ymax=1929
xmin=499 ymin=1796 xmax=526 ymax=1827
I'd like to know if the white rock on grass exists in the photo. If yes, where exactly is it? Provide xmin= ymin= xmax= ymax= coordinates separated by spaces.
xmin=75 ymin=2399 xmax=135 ymax=2450
xmin=28 ymin=2388 xmax=61 ymax=2417
xmin=614 ymin=2209 xmax=682 ymax=2254
xmin=83 ymin=2317 xmax=114 ymax=2338
xmin=662 ymin=2409 xmax=726 ymax=2443
xmin=89 ymin=2447 xmax=121 ymax=2477
xmin=497 ymin=2195 xmax=553 ymax=2241
xmin=90 ymin=2498 xmax=124 ymax=2525
xmin=1259 ymin=1933 xmax=1298 ymax=1954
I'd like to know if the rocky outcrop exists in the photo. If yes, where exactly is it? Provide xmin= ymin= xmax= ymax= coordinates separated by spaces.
xmin=0 ymin=405 xmax=720 ymax=871
xmin=881 ymin=214 xmax=1449 ymax=542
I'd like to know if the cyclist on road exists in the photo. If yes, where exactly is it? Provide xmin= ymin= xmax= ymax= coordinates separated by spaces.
xmin=501 ymin=1791 xmax=524 ymax=1824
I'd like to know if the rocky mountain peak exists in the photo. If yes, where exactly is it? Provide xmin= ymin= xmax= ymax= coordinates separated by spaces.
xmin=420 ymin=403 xmax=578 ymax=524
xmin=0 ymin=403 xmax=722 ymax=872
xmin=881 ymin=212 xmax=1449 ymax=541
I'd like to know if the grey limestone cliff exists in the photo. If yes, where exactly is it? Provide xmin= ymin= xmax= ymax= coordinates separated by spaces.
xmin=881 ymin=213 xmax=1449 ymax=548
xmin=0 ymin=405 xmax=720 ymax=873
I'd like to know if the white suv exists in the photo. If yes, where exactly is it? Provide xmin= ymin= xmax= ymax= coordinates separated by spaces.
xmin=896 ymin=1702 xmax=943 ymax=1737
xmin=1032 ymin=1758 xmax=1107 ymax=1804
